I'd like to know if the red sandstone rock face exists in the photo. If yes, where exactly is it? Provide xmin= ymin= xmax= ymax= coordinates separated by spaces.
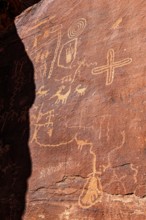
xmin=4 ymin=0 xmax=146 ymax=219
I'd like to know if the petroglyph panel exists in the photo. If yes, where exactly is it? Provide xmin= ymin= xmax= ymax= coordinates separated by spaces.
xmin=9 ymin=0 xmax=146 ymax=219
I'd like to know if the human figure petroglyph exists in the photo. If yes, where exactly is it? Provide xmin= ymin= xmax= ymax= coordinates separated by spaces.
xmin=92 ymin=49 xmax=132 ymax=85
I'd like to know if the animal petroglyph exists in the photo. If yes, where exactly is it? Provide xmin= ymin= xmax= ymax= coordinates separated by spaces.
xmin=75 ymin=136 xmax=92 ymax=151
xmin=92 ymin=49 xmax=132 ymax=85
xmin=36 ymin=86 xmax=48 ymax=96
xmin=50 ymin=86 xmax=71 ymax=104
xmin=75 ymin=84 xmax=87 ymax=96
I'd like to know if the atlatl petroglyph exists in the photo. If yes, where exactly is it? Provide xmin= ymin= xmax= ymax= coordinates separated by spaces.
xmin=92 ymin=49 xmax=132 ymax=85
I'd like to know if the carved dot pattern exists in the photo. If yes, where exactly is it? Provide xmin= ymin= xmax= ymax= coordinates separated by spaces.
xmin=68 ymin=18 xmax=87 ymax=39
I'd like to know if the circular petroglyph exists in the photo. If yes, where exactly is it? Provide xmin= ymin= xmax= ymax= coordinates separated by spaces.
xmin=68 ymin=18 xmax=87 ymax=39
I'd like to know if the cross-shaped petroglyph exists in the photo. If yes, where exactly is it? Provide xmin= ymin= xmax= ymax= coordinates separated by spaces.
xmin=92 ymin=49 xmax=132 ymax=85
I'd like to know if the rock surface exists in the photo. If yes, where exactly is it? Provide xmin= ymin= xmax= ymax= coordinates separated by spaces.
xmin=1 ymin=0 xmax=146 ymax=219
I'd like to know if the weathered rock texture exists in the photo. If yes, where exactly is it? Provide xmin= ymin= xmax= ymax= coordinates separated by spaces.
xmin=1 ymin=0 xmax=146 ymax=219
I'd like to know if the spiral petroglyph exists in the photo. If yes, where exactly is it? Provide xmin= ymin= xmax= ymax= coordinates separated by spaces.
xmin=68 ymin=18 xmax=87 ymax=39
